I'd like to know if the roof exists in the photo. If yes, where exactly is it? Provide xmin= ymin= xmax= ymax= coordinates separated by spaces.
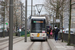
xmin=31 ymin=16 xmax=46 ymax=19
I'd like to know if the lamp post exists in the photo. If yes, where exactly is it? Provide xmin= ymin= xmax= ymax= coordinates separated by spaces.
xmin=9 ymin=0 xmax=13 ymax=50
xmin=31 ymin=0 xmax=33 ymax=17
xmin=20 ymin=2 xmax=23 ymax=30
xmin=25 ymin=0 xmax=27 ymax=42
xmin=3 ymin=0 xmax=5 ymax=37
xmin=52 ymin=10 xmax=55 ymax=29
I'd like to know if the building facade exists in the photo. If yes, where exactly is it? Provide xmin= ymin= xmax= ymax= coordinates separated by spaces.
xmin=0 ymin=0 xmax=23 ymax=31
xmin=71 ymin=0 xmax=75 ymax=28
xmin=63 ymin=0 xmax=75 ymax=29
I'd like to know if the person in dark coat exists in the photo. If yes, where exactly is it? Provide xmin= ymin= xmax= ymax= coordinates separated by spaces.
xmin=53 ymin=25 xmax=60 ymax=41
xmin=47 ymin=28 xmax=50 ymax=38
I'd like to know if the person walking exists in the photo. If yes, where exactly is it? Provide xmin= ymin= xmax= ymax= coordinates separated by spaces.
xmin=50 ymin=28 xmax=53 ymax=39
xmin=53 ymin=25 xmax=60 ymax=41
xmin=47 ymin=28 xmax=50 ymax=39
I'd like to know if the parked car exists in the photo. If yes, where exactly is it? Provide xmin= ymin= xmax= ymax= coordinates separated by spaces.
xmin=0 ymin=29 xmax=3 ymax=32
xmin=0 ymin=29 xmax=7 ymax=32
xmin=64 ymin=28 xmax=74 ymax=34
xmin=59 ymin=29 xmax=64 ymax=33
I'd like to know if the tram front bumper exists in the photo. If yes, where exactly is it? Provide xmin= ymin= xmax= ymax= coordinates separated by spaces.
xmin=30 ymin=37 xmax=47 ymax=40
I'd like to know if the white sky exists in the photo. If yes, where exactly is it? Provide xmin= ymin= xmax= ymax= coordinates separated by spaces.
xmin=21 ymin=0 xmax=45 ymax=5
xmin=21 ymin=0 xmax=47 ymax=17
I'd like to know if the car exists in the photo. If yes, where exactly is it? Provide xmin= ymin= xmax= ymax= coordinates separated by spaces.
xmin=0 ymin=29 xmax=3 ymax=32
xmin=64 ymin=31 xmax=74 ymax=34
xmin=0 ymin=29 xmax=7 ymax=32
xmin=64 ymin=28 xmax=74 ymax=34
xmin=59 ymin=29 xmax=64 ymax=33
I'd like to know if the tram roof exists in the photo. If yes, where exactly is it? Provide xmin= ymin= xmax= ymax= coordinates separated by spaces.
xmin=31 ymin=16 xmax=46 ymax=19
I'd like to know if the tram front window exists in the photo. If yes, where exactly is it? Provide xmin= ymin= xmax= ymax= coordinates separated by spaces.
xmin=31 ymin=19 xmax=45 ymax=33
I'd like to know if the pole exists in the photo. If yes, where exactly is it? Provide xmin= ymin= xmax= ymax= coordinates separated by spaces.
xmin=53 ymin=16 xmax=54 ymax=29
xmin=25 ymin=0 xmax=27 ymax=42
xmin=9 ymin=0 xmax=13 ymax=50
xmin=31 ymin=0 xmax=33 ymax=17
xmin=3 ymin=0 xmax=5 ymax=37
xmin=16 ymin=11 xmax=17 ymax=34
xmin=68 ymin=0 xmax=72 ymax=45
xmin=21 ymin=2 xmax=22 ymax=29
xmin=61 ymin=0 xmax=64 ymax=42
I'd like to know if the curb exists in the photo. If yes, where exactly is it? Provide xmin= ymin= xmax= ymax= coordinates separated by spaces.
xmin=47 ymin=39 xmax=52 ymax=50
xmin=47 ymin=39 xmax=66 ymax=50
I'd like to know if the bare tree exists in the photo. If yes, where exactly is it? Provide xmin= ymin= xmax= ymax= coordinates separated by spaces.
xmin=13 ymin=0 xmax=22 ymax=32
xmin=44 ymin=0 xmax=69 ymax=42
xmin=0 ymin=0 xmax=6 ymax=37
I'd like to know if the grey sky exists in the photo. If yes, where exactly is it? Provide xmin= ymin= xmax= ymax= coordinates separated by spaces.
xmin=21 ymin=0 xmax=47 ymax=17
xmin=21 ymin=0 xmax=45 ymax=5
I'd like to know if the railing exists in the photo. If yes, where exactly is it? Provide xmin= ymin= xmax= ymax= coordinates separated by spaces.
xmin=0 ymin=32 xmax=9 ymax=37
xmin=59 ymin=33 xmax=75 ymax=45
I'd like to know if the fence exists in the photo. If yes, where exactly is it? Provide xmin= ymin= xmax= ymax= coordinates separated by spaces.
xmin=0 ymin=32 xmax=9 ymax=37
xmin=59 ymin=33 xmax=75 ymax=45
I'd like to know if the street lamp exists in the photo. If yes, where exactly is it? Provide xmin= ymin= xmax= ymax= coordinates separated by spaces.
xmin=31 ymin=0 xmax=33 ymax=17
xmin=9 ymin=0 xmax=13 ymax=50
xmin=25 ymin=0 xmax=27 ymax=42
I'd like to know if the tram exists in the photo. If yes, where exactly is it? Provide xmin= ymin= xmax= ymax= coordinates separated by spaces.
xmin=30 ymin=16 xmax=47 ymax=41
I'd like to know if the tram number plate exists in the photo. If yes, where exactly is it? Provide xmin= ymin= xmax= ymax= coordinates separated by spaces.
xmin=37 ymin=33 xmax=40 ymax=37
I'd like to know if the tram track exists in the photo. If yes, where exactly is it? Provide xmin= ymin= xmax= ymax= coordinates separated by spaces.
xmin=0 ymin=36 xmax=18 ymax=43
xmin=42 ymin=41 xmax=51 ymax=50
xmin=47 ymin=40 xmax=52 ymax=50
xmin=27 ymin=41 xmax=51 ymax=50
xmin=0 ymin=37 xmax=24 ymax=50
xmin=0 ymin=37 xmax=51 ymax=50
xmin=40 ymin=42 xmax=43 ymax=50
xmin=27 ymin=42 xmax=34 ymax=50
xmin=0 ymin=36 xmax=19 ymax=46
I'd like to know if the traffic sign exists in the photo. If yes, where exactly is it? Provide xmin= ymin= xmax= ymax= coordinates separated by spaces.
xmin=6 ymin=23 xmax=8 ymax=25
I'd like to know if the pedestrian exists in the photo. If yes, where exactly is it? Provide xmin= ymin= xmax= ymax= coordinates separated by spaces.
xmin=47 ymin=28 xmax=50 ymax=39
xmin=50 ymin=28 xmax=53 ymax=39
xmin=53 ymin=25 xmax=60 ymax=41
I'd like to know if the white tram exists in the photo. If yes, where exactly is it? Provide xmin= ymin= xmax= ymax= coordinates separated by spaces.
xmin=30 ymin=16 xmax=47 ymax=41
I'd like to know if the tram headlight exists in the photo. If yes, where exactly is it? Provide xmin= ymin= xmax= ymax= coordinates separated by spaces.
xmin=42 ymin=34 xmax=45 ymax=36
xmin=32 ymin=34 xmax=34 ymax=36
xmin=42 ymin=33 xmax=46 ymax=36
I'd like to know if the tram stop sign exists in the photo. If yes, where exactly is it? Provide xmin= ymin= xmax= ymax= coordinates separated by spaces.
xmin=6 ymin=23 xmax=8 ymax=25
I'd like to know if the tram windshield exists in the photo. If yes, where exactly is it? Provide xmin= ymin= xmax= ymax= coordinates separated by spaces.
xmin=31 ymin=19 xmax=45 ymax=33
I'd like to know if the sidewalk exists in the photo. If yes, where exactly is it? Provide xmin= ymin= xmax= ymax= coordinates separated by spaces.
xmin=48 ymin=39 xmax=75 ymax=50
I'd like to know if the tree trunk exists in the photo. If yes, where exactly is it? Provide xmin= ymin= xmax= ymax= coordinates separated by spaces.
xmin=68 ymin=0 xmax=71 ymax=45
